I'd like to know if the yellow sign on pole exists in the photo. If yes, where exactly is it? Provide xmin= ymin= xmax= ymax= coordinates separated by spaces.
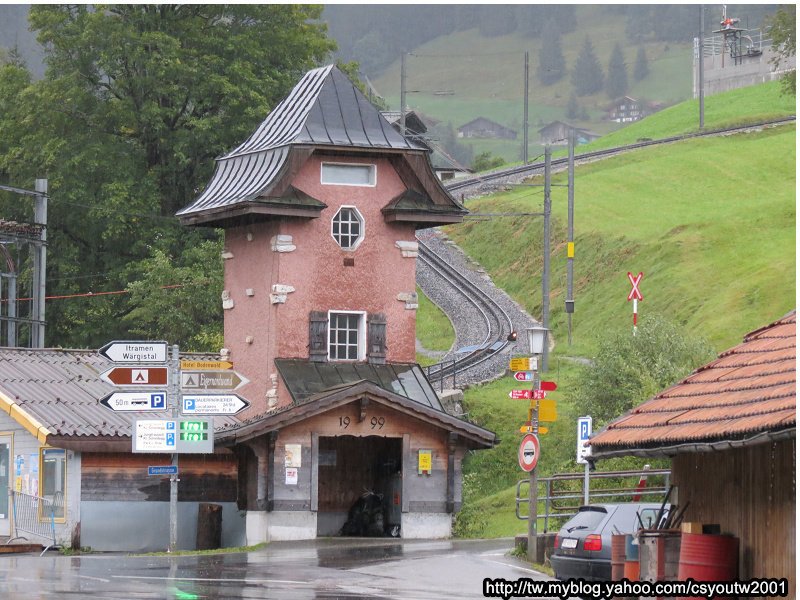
xmin=519 ymin=424 xmax=550 ymax=435
xmin=567 ymin=242 xmax=575 ymax=258
xmin=509 ymin=357 xmax=537 ymax=371
xmin=180 ymin=360 xmax=233 ymax=370
xmin=539 ymin=399 xmax=558 ymax=422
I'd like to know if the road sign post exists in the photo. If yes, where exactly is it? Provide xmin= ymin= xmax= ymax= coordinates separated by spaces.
xmin=627 ymin=272 xmax=644 ymax=335
xmin=578 ymin=416 xmax=593 ymax=505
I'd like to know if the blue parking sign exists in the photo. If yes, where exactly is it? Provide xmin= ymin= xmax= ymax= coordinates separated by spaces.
xmin=151 ymin=393 xmax=166 ymax=409
xmin=166 ymin=432 xmax=175 ymax=447
xmin=183 ymin=398 xmax=196 ymax=412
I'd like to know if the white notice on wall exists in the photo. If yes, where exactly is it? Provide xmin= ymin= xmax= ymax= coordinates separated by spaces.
xmin=284 ymin=444 xmax=301 ymax=468
xmin=285 ymin=467 xmax=298 ymax=485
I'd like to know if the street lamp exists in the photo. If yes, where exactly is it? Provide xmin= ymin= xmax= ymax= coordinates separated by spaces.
xmin=526 ymin=324 xmax=548 ymax=356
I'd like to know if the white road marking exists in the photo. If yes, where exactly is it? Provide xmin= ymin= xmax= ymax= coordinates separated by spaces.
xmin=112 ymin=575 xmax=311 ymax=585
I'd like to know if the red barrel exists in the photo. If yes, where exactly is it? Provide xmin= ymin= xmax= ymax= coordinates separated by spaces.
xmin=611 ymin=534 xmax=626 ymax=580
xmin=678 ymin=533 xmax=738 ymax=599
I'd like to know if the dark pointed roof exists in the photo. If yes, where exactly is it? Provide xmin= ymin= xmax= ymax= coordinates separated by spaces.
xmin=177 ymin=65 xmax=435 ymax=224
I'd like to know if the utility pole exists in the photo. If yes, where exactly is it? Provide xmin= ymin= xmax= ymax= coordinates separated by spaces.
xmin=699 ymin=5 xmax=705 ymax=129
xmin=169 ymin=344 xmax=180 ymax=552
xmin=523 ymin=51 xmax=529 ymax=164
xmin=33 ymin=179 xmax=47 ymax=348
xmin=541 ymin=146 xmax=551 ymax=372
xmin=400 ymin=52 xmax=407 ymax=136
xmin=527 ymin=370 xmax=539 ymax=563
xmin=566 ymin=130 xmax=575 ymax=345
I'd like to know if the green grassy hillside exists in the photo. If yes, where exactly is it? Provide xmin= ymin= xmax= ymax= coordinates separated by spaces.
xmin=445 ymin=93 xmax=795 ymax=357
xmin=373 ymin=6 xmax=695 ymax=162
xmin=429 ymin=82 xmax=795 ymax=537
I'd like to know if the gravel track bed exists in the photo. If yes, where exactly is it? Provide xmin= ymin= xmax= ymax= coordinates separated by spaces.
xmin=416 ymin=227 xmax=541 ymax=389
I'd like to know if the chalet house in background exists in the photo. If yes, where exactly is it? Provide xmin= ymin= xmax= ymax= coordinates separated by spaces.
xmin=457 ymin=117 xmax=517 ymax=140
xmin=537 ymin=121 xmax=601 ymax=146
xmin=608 ymin=96 xmax=645 ymax=123
xmin=589 ymin=311 xmax=796 ymax=597
xmin=178 ymin=64 xmax=496 ymax=543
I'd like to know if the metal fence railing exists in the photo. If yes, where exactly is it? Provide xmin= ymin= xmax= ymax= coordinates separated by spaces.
xmin=7 ymin=490 xmax=63 ymax=555
xmin=516 ymin=468 xmax=671 ymax=533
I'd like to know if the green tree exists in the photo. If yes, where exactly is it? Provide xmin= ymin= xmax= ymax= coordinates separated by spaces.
xmin=123 ymin=240 xmax=223 ymax=351
xmin=766 ymin=6 xmax=796 ymax=96
xmin=606 ymin=42 xmax=628 ymax=98
xmin=0 ymin=5 xmax=335 ymax=349
xmin=565 ymin=93 xmax=580 ymax=119
xmin=568 ymin=314 xmax=715 ymax=425
xmin=571 ymin=37 xmax=604 ymax=96
xmin=471 ymin=151 xmax=505 ymax=172
xmin=536 ymin=25 xmax=566 ymax=85
xmin=633 ymin=46 xmax=650 ymax=81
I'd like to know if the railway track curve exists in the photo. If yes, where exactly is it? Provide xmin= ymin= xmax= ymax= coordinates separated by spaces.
xmin=444 ymin=117 xmax=795 ymax=199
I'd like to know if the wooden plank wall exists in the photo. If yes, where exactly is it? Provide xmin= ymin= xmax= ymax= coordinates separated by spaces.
xmin=270 ymin=401 xmax=452 ymax=513
xmin=317 ymin=436 xmax=401 ymax=512
xmin=82 ymin=452 xmax=237 ymax=503
xmin=672 ymin=439 xmax=795 ymax=599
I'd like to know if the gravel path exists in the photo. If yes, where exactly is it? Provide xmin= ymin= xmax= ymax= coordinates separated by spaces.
xmin=416 ymin=227 xmax=542 ymax=389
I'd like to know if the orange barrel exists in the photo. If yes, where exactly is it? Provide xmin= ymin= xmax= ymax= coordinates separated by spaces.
xmin=678 ymin=533 xmax=738 ymax=600
xmin=624 ymin=559 xmax=640 ymax=581
xmin=623 ymin=534 xmax=640 ymax=580
xmin=612 ymin=534 xmax=627 ymax=580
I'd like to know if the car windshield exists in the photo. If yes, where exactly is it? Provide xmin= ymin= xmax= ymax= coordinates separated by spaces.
xmin=562 ymin=508 xmax=606 ymax=534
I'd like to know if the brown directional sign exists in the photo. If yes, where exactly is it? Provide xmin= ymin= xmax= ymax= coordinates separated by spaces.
xmin=181 ymin=370 xmax=249 ymax=391
xmin=100 ymin=366 xmax=168 ymax=387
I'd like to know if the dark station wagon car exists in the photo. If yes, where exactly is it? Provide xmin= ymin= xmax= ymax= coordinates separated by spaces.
xmin=550 ymin=503 xmax=665 ymax=582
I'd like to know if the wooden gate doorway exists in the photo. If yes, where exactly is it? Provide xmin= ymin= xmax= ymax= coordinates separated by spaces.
xmin=316 ymin=435 xmax=402 ymax=537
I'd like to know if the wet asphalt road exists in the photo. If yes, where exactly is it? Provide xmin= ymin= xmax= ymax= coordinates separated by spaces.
xmin=0 ymin=538 xmax=555 ymax=600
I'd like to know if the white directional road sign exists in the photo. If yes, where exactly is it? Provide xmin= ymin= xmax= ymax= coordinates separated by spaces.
xmin=100 ymin=391 xmax=168 ymax=412
xmin=100 ymin=340 xmax=168 ymax=363
xmin=132 ymin=419 xmax=176 ymax=453
xmin=182 ymin=394 xmax=249 ymax=415
xmin=181 ymin=370 xmax=249 ymax=391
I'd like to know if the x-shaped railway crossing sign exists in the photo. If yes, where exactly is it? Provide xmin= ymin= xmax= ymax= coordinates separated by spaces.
xmin=627 ymin=272 xmax=644 ymax=302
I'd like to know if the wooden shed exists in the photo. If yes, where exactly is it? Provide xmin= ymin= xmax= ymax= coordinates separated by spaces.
xmin=457 ymin=117 xmax=517 ymax=140
xmin=537 ymin=121 xmax=600 ymax=146
xmin=589 ymin=311 xmax=795 ymax=597
xmin=0 ymin=348 xmax=244 ymax=552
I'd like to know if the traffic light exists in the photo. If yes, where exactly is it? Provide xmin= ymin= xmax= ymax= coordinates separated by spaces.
xmin=507 ymin=331 xmax=518 ymax=341
xmin=180 ymin=420 xmax=209 ymax=442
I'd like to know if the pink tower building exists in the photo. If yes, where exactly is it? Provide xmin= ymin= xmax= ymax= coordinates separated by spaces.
xmin=178 ymin=65 xmax=494 ymax=541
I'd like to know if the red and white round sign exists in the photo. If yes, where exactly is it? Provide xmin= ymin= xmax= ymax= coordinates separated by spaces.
xmin=518 ymin=433 xmax=540 ymax=472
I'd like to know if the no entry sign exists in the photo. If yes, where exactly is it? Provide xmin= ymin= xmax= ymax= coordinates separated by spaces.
xmin=518 ymin=433 xmax=541 ymax=472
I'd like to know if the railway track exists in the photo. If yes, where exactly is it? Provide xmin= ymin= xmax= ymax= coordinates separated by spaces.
xmin=417 ymin=237 xmax=515 ymax=389
xmin=418 ymin=116 xmax=794 ymax=388
xmin=445 ymin=116 xmax=796 ymax=199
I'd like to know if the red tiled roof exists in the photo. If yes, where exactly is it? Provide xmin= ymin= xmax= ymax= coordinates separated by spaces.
xmin=589 ymin=311 xmax=796 ymax=457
